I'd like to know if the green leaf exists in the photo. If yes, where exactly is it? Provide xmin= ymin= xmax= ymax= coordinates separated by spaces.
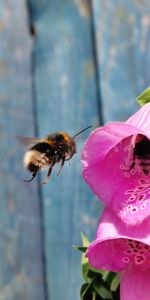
xmin=93 ymin=276 xmax=113 ymax=300
xmin=82 ymin=261 xmax=91 ymax=283
xmin=81 ymin=260 xmax=107 ymax=283
xmin=80 ymin=281 xmax=93 ymax=300
xmin=73 ymin=245 xmax=87 ymax=253
xmin=80 ymin=233 xmax=91 ymax=282
xmin=92 ymin=290 xmax=97 ymax=300
xmin=80 ymin=283 xmax=90 ymax=299
xmin=110 ymin=273 xmax=120 ymax=292
xmin=73 ymin=233 xmax=89 ymax=254
xmin=112 ymin=286 xmax=120 ymax=300
xmin=80 ymin=232 xmax=90 ymax=247
xmin=93 ymin=283 xmax=112 ymax=299
xmin=101 ymin=271 xmax=117 ymax=286
xmin=136 ymin=87 xmax=150 ymax=106
xmin=90 ymin=268 xmax=107 ymax=276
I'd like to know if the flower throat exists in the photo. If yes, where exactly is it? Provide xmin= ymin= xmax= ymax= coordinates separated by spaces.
xmin=129 ymin=136 xmax=150 ymax=175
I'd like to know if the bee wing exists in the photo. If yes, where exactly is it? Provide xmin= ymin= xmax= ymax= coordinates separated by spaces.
xmin=16 ymin=136 xmax=41 ymax=148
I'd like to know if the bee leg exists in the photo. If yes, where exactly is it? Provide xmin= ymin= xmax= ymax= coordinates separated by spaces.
xmin=42 ymin=163 xmax=54 ymax=185
xmin=23 ymin=172 xmax=37 ymax=183
xmin=56 ymin=158 xmax=65 ymax=176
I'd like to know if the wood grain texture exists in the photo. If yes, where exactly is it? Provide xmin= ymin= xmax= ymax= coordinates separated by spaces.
xmin=92 ymin=0 xmax=150 ymax=122
xmin=28 ymin=0 xmax=102 ymax=299
xmin=0 ymin=1 xmax=45 ymax=299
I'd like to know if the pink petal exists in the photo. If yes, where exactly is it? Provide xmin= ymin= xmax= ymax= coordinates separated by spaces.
xmin=82 ymin=122 xmax=144 ymax=169
xmin=127 ymin=102 xmax=150 ymax=135
xmin=82 ymin=109 xmax=150 ymax=225
xmin=82 ymin=123 xmax=143 ymax=205
xmin=86 ymin=207 xmax=150 ymax=272
xmin=121 ymin=265 xmax=150 ymax=300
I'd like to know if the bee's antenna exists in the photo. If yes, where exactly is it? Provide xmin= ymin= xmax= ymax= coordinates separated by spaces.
xmin=73 ymin=126 xmax=92 ymax=139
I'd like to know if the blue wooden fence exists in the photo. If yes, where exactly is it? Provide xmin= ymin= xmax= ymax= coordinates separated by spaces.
xmin=0 ymin=0 xmax=149 ymax=299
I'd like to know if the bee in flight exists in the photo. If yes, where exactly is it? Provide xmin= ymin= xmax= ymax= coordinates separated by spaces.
xmin=18 ymin=126 xmax=92 ymax=184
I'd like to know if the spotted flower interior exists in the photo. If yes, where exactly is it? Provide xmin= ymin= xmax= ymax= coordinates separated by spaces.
xmin=82 ymin=101 xmax=150 ymax=300
xmin=82 ymin=130 xmax=150 ymax=225
xmin=121 ymin=135 xmax=150 ymax=176
xmin=87 ymin=238 xmax=150 ymax=272
xmin=121 ymin=239 xmax=150 ymax=270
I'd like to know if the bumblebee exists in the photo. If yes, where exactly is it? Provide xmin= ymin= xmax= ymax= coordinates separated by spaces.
xmin=18 ymin=126 xmax=92 ymax=184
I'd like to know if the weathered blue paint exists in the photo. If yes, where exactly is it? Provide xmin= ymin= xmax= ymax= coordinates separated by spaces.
xmin=2 ymin=0 xmax=149 ymax=299
xmin=28 ymin=0 xmax=102 ymax=299
xmin=0 ymin=1 xmax=45 ymax=299
xmin=92 ymin=0 xmax=150 ymax=122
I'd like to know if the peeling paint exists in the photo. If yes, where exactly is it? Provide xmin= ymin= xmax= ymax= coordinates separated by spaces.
xmin=74 ymin=0 xmax=91 ymax=17
xmin=142 ymin=15 xmax=150 ymax=27
xmin=83 ymin=59 xmax=94 ymax=78
xmin=140 ymin=15 xmax=150 ymax=52
xmin=0 ymin=60 xmax=8 ymax=79
xmin=0 ymin=8 xmax=11 ymax=32
xmin=0 ymin=272 xmax=28 ymax=300
xmin=15 ymin=48 xmax=24 ymax=60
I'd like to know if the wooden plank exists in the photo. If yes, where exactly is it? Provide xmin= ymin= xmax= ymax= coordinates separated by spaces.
xmin=92 ymin=0 xmax=150 ymax=122
xmin=0 ymin=1 xmax=45 ymax=299
xmin=28 ymin=0 xmax=103 ymax=299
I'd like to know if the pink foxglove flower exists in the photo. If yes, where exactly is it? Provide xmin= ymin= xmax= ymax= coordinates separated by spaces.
xmin=86 ymin=207 xmax=150 ymax=300
xmin=82 ymin=103 xmax=150 ymax=225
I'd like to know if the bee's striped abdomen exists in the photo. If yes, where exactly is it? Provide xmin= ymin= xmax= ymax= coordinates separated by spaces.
xmin=24 ymin=149 xmax=51 ymax=171
xmin=31 ymin=142 xmax=54 ymax=155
